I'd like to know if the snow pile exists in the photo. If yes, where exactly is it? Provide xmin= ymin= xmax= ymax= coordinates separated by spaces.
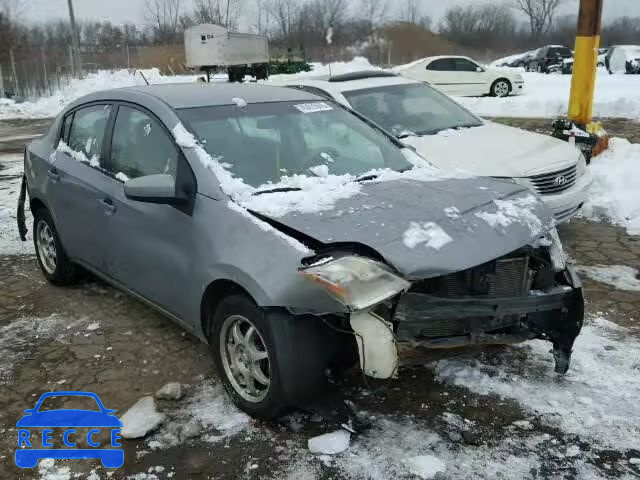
xmin=403 ymin=221 xmax=453 ymax=250
xmin=434 ymin=315 xmax=640 ymax=451
xmin=575 ymin=264 xmax=640 ymax=291
xmin=269 ymin=56 xmax=379 ymax=83
xmin=581 ymin=137 xmax=640 ymax=235
xmin=120 ymin=396 xmax=165 ymax=439
xmin=475 ymin=194 xmax=544 ymax=236
xmin=0 ymin=68 xmax=196 ymax=120
xmin=454 ymin=70 xmax=640 ymax=120
xmin=0 ymin=153 xmax=33 ymax=255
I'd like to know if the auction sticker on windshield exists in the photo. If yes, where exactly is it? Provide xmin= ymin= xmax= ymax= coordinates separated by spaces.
xmin=15 ymin=391 xmax=123 ymax=469
xmin=294 ymin=102 xmax=334 ymax=113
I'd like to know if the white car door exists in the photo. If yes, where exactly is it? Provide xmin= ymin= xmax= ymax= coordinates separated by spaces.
xmin=418 ymin=58 xmax=458 ymax=95
xmin=449 ymin=58 xmax=491 ymax=96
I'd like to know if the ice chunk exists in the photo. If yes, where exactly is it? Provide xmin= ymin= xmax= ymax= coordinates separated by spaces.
xmin=121 ymin=396 xmax=165 ymax=439
xmin=308 ymin=430 xmax=350 ymax=455
xmin=155 ymin=382 xmax=185 ymax=401
xmin=405 ymin=455 xmax=446 ymax=479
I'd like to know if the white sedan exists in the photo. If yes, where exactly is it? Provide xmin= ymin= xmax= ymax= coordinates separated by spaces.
xmin=394 ymin=55 xmax=524 ymax=97
xmin=282 ymin=71 xmax=590 ymax=223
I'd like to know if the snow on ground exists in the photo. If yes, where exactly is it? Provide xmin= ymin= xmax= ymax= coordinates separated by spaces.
xmin=575 ymin=264 xmax=640 ymax=291
xmin=581 ymin=137 xmax=640 ymax=235
xmin=0 ymin=314 xmax=90 ymax=384
xmin=434 ymin=314 xmax=640 ymax=452
xmin=0 ymin=68 xmax=197 ymax=120
xmin=455 ymin=69 xmax=640 ymax=120
xmin=0 ymin=152 xmax=33 ymax=255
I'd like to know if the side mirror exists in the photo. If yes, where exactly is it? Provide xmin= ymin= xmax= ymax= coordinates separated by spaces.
xmin=124 ymin=174 xmax=182 ymax=204
xmin=476 ymin=66 xmax=483 ymax=72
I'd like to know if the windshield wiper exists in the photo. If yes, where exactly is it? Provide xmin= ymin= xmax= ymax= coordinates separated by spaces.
xmin=397 ymin=132 xmax=415 ymax=139
xmin=252 ymin=187 xmax=302 ymax=196
xmin=355 ymin=174 xmax=379 ymax=182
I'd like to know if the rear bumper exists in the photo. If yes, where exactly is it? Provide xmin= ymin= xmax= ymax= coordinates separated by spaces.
xmin=393 ymin=266 xmax=584 ymax=372
xmin=512 ymin=81 xmax=525 ymax=95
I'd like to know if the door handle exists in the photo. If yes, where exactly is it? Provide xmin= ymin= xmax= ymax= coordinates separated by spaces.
xmin=47 ymin=168 xmax=60 ymax=181
xmin=98 ymin=198 xmax=116 ymax=215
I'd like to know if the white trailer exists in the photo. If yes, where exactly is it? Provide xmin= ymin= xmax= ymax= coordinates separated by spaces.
xmin=184 ymin=24 xmax=270 ymax=82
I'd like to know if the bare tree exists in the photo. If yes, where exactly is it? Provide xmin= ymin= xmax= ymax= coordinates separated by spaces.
xmin=441 ymin=3 xmax=517 ymax=50
xmin=398 ymin=0 xmax=421 ymax=25
xmin=145 ymin=0 xmax=182 ymax=43
xmin=361 ymin=0 xmax=389 ymax=32
xmin=513 ymin=0 xmax=564 ymax=41
xmin=254 ymin=0 xmax=269 ymax=34
xmin=267 ymin=0 xmax=299 ymax=37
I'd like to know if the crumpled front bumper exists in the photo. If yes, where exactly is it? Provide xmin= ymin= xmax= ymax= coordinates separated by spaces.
xmin=393 ymin=266 xmax=584 ymax=374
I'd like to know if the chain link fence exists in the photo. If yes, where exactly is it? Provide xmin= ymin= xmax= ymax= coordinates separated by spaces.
xmin=0 ymin=44 xmax=190 ymax=101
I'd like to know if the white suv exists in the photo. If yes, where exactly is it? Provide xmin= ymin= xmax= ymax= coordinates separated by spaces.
xmin=280 ymin=71 xmax=591 ymax=223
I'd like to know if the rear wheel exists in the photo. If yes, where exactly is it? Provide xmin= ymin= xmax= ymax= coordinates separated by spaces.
xmin=33 ymin=207 xmax=77 ymax=285
xmin=209 ymin=294 xmax=330 ymax=419
xmin=491 ymin=79 xmax=511 ymax=97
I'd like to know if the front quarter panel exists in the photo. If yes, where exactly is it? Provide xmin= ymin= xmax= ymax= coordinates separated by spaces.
xmin=191 ymin=196 xmax=348 ymax=325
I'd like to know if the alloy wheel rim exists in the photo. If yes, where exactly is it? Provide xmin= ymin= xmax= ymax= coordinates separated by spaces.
xmin=495 ymin=81 xmax=509 ymax=97
xmin=219 ymin=314 xmax=270 ymax=402
xmin=36 ymin=220 xmax=57 ymax=275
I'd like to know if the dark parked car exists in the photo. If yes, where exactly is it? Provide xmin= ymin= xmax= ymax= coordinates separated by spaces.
xmin=18 ymin=83 xmax=584 ymax=419
xmin=529 ymin=45 xmax=573 ymax=73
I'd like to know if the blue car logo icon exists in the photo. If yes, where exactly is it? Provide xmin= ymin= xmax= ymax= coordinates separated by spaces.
xmin=16 ymin=391 xmax=123 ymax=468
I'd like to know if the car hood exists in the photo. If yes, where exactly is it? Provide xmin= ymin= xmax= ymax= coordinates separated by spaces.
xmin=403 ymin=122 xmax=580 ymax=178
xmin=258 ymin=177 xmax=555 ymax=279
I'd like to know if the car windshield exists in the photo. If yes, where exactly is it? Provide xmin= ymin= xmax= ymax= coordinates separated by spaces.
xmin=342 ymin=83 xmax=483 ymax=138
xmin=177 ymin=101 xmax=412 ymax=188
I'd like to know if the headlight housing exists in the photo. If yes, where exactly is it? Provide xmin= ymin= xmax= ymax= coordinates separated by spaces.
xmin=300 ymin=256 xmax=410 ymax=311
xmin=549 ymin=227 xmax=567 ymax=271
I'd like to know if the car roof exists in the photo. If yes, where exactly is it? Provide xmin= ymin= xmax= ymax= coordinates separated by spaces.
xmin=109 ymin=82 xmax=321 ymax=109
xmin=282 ymin=74 xmax=420 ymax=94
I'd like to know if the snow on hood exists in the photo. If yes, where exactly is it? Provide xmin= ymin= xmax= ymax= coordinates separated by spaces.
xmin=264 ymin=178 xmax=555 ymax=278
xmin=403 ymin=122 xmax=580 ymax=178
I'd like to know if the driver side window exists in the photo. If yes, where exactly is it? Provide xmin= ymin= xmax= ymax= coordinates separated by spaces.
xmin=109 ymin=106 xmax=179 ymax=182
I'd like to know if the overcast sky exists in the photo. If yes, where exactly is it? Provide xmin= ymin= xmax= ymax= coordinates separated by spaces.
xmin=17 ymin=0 xmax=640 ymax=28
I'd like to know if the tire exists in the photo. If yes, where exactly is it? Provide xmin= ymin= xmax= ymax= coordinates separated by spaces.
xmin=490 ymin=79 xmax=511 ymax=98
xmin=209 ymin=294 xmax=331 ymax=419
xmin=33 ymin=207 xmax=77 ymax=285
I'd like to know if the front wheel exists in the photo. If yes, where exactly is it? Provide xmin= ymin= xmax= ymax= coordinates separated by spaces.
xmin=490 ymin=79 xmax=511 ymax=97
xmin=209 ymin=294 xmax=330 ymax=419
xmin=33 ymin=207 xmax=77 ymax=285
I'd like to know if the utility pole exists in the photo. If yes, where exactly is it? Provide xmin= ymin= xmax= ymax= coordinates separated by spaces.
xmin=568 ymin=0 xmax=604 ymax=125
xmin=67 ymin=0 xmax=82 ymax=76
xmin=552 ymin=0 xmax=608 ymax=160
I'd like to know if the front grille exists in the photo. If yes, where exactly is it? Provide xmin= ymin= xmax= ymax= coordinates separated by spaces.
xmin=432 ymin=256 xmax=529 ymax=298
xmin=554 ymin=203 xmax=583 ymax=223
xmin=528 ymin=165 xmax=577 ymax=195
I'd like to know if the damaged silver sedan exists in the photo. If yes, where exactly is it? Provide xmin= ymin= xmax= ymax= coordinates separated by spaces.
xmin=18 ymin=83 xmax=583 ymax=419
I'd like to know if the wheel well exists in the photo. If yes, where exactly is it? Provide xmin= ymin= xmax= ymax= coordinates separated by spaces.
xmin=200 ymin=279 xmax=253 ymax=340
xmin=30 ymin=198 xmax=47 ymax=214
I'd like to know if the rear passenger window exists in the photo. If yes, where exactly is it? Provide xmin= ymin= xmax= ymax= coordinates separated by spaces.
xmin=109 ymin=106 xmax=178 ymax=182
xmin=67 ymin=105 xmax=112 ymax=164
xmin=427 ymin=59 xmax=453 ymax=71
